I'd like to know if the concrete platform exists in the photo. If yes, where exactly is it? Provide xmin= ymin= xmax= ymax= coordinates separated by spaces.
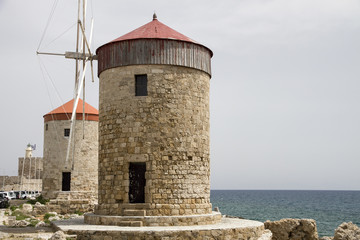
xmin=53 ymin=216 xmax=272 ymax=240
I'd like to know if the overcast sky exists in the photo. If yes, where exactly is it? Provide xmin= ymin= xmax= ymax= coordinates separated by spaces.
xmin=0 ymin=0 xmax=359 ymax=190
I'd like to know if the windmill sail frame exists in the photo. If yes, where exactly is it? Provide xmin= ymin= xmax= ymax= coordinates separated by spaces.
xmin=36 ymin=0 xmax=96 ymax=168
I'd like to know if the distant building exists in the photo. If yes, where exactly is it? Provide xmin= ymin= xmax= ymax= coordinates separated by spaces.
xmin=18 ymin=144 xmax=43 ymax=180
xmin=0 ymin=145 xmax=43 ymax=191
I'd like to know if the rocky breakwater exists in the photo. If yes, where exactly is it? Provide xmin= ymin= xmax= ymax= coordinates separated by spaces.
xmin=264 ymin=218 xmax=318 ymax=240
xmin=320 ymin=222 xmax=360 ymax=240
xmin=264 ymin=219 xmax=360 ymax=240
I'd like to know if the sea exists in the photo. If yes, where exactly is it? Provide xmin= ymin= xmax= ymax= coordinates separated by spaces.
xmin=210 ymin=190 xmax=360 ymax=237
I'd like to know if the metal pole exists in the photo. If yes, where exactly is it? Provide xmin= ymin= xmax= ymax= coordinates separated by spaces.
xmin=2 ymin=172 xmax=5 ymax=190
xmin=34 ymin=158 xmax=37 ymax=191
xmin=82 ymin=0 xmax=86 ymax=140
xmin=28 ymin=157 xmax=32 ymax=191
xmin=36 ymin=51 xmax=66 ymax=57
xmin=21 ymin=158 xmax=25 ymax=192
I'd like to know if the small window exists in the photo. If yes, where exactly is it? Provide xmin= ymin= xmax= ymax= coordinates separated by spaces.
xmin=45 ymin=124 xmax=48 ymax=131
xmin=135 ymin=74 xmax=148 ymax=96
xmin=64 ymin=128 xmax=70 ymax=137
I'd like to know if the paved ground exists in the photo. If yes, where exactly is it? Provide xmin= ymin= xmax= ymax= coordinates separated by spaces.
xmin=54 ymin=216 xmax=264 ymax=232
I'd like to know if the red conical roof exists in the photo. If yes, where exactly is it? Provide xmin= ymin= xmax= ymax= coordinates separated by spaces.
xmin=110 ymin=15 xmax=198 ymax=44
xmin=43 ymin=99 xmax=98 ymax=122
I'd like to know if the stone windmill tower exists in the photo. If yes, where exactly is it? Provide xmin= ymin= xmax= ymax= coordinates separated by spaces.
xmin=42 ymin=99 xmax=98 ymax=213
xmin=86 ymin=14 xmax=219 ymax=226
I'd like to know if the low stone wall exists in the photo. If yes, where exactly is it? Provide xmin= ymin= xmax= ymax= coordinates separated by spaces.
xmin=85 ymin=212 xmax=222 ymax=227
xmin=47 ymin=191 xmax=97 ymax=214
xmin=47 ymin=199 xmax=94 ymax=215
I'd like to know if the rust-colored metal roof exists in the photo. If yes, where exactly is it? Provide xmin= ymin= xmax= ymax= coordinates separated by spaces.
xmin=110 ymin=15 xmax=198 ymax=44
xmin=43 ymin=99 xmax=98 ymax=122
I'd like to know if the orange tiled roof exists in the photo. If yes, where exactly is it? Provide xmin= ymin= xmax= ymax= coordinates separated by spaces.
xmin=43 ymin=99 xmax=98 ymax=122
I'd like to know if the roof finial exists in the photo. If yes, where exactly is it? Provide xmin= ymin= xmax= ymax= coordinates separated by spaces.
xmin=153 ymin=12 xmax=157 ymax=20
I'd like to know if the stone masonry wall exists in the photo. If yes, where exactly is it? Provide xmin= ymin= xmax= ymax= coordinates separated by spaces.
xmin=0 ymin=176 xmax=42 ymax=192
xmin=42 ymin=119 xmax=98 ymax=200
xmin=18 ymin=157 xmax=43 ymax=179
xmin=96 ymin=64 xmax=211 ymax=216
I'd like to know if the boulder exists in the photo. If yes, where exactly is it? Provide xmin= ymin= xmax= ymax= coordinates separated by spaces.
xmin=14 ymin=220 xmax=29 ymax=227
xmin=21 ymin=203 xmax=33 ymax=214
xmin=7 ymin=216 xmax=16 ymax=226
xmin=50 ymin=230 xmax=67 ymax=240
xmin=49 ymin=215 xmax=61 ymax=221
xmin=35 ymin=221 xmax=47 ymax=228
xmin=264 ymin=218 xmax=319 ymax=240
xmin=334 ymin=222 xmax=360 ymax=240
xmin=33 ymin=204 xmax=48 ymax=215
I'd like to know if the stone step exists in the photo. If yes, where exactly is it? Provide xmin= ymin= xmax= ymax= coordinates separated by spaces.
xmin=123 ymin=209 xmax=146 ymax=216
xmin=118 ymin=221 xmax=143 ymax=227
xmin=120 ymin=203 xmax=150 ymax=209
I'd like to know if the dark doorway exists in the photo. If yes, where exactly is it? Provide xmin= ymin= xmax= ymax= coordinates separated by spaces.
xmin=129 ymin=162 xmax=146 ymax=203
xmin=62 ymin=172 xmax=71 ymax=191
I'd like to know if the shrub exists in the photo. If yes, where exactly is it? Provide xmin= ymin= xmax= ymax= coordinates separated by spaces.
xmin=74 ymin=210 xmax=84 ymax=216
xmin=27 ymin=195 xmax=49 ymax=205
xmin=11 ymin=211 xmax=30 ymax=221
xmin=43 ymin=212 xmax=56 ymax=224
xmin=28 ymin=219 xmax=39 ymax=227
xmin=10 ymin=205 xmax=18 ymax=211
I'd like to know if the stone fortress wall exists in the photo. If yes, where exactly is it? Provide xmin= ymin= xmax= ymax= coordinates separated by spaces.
xmin=0 ymin=156 xmax=43 ymax=191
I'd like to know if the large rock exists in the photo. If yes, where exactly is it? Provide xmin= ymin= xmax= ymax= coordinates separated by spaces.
xmin=334 ymin=222 xmax=360 ymax=240
xmin=50 ymin=230 xmax=67 ymax=240
xmin=14 ymin=220 xmax=29 ymax=227
xmin=33 ymin=202 xmax=48 ymax=215
xmin=265 ymin=218 xmax=319 ymax=240
xmin=35 ymin=221 xmax=47 ymax=228
xmin=21 ymin=203 xmax=33 ymax=214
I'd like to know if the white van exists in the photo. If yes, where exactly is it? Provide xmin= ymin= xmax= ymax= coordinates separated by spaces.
xmin=7 ymin=191 xmax=16 ymax=200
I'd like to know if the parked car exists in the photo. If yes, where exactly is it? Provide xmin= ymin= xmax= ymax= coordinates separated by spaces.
xmin=0 ymin=192 xmax=10 ymax=200
xmin=34 ymin=191 xmax=41 ymax=197
xmin=20 ymin=191 xmax=28 ymax=199
xmin=13 ymin=191 xmax=20 ymax=199
xmin=0 ymin=196 xmax=9 ymax=208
